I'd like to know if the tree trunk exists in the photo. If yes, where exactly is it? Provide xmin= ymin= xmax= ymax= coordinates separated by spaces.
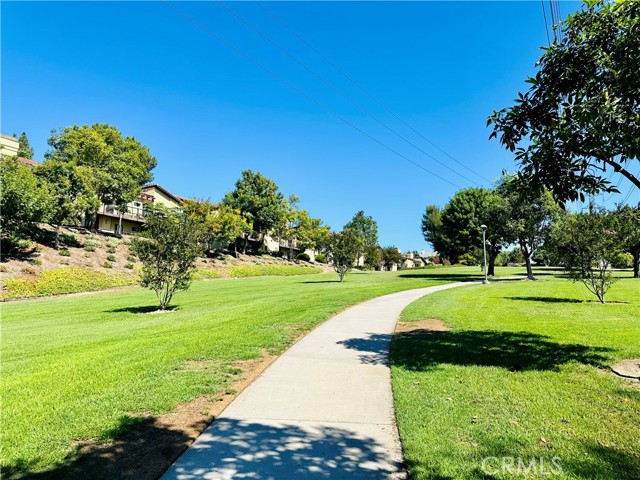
xmin=243 ymin=234 xmax=248 ymax=255
xmin=633 ymin=250 xmax=639 ymax=279
xmin=233 ymin=238 xmax=238 ymax=258
xmin=520 ymin=242 xmax=535 ymax=280
xmin=488 ymin=252 xmax=496 ymax=277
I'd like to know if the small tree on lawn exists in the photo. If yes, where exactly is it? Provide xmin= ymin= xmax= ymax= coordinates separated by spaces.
xmin=131 ymin=205 xmax=205 ymax=310
xmin=549 ymin=210 xmax=621 ymax=303
xmin=325 ymin=230 xmax=362 ymax=282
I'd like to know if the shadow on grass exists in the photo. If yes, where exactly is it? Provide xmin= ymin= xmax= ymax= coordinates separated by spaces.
xmin=6 ymin=416 xmax=400 ymax=480
xmin=107 ymin=305 xmax=178 ymax=314
xmin=505 ymin=296 xmax=584 ymax=304
xmin=301 ymin=279 xmax=342 ymax=284
xmin=3 ymin=415 xmax=204 ymax=480
xmin=403 ymin=439 xmax=640 ymax=480
xmin=345 ymin=329 xmax=613 ymax=371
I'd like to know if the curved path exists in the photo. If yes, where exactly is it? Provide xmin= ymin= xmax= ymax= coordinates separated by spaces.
xmin=162 ymin=282 xmax=477 ymax=480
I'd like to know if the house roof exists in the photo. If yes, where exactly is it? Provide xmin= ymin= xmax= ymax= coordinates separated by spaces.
xmin=143 ymin=183 xmax=183 ymax=204
xmin=18 ymin=157 xmax=39 ymax=167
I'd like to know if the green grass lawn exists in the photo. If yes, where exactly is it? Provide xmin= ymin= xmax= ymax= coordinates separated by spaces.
xmin=391 ymin=271 xmax=640 ymax=480
xmin=1 ymin=266 xmax=496 ymax=478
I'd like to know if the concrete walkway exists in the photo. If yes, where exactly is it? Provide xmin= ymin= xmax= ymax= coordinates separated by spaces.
xmin=162 ymin=282 xmax=477 ymax=480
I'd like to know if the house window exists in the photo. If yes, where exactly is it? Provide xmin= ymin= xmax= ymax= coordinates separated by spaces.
xmin=132 ymin=226 xmax=139 ymax=232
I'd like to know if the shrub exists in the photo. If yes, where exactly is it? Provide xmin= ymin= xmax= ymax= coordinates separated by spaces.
xmin=28 ymin=259 xmax=42 ymax=266
xmin=106 ymin=247 xmax=117 ymax=254
xmin=125 ymin=263 xmax=134 ymax=269
xmin=1 ymin=267 xmax=135 ymax=300
xmin=611 ymin=252 xmax=634 ymax=269
xmin=0 ymin=265 xmax=7 ymax=272
xmin=84 ymin=245 xmax=96 ymax=252
xmin=106 ymin=237 xmax=121 ymax=247
xmin=21 ymin=266 xmax=36 ymax=275
xmin=314 ymin=253 xmax=327 ymax=264
xmin=59 ymin=249 xmax=71 ymax=257
xmin=106 ymin=254 xmax=116 ymax=262
xmin=296 ymin=252 xmax=310 ymax=262
xmin=193 ymin=269 xmax=223 ymax=280
xmin=102 ymin=262 xmax=113 ymax=269
xmin=84 ymin=237 xmax=102 ymax=249
xmin=228 ymin=265 xmax=320 ymax=278
xmin=126 ymin=255 xmax=137 ymax=262
xmin=60 ymin=260 xmax=70 ymax=265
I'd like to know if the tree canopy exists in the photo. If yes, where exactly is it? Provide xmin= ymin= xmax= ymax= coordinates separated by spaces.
xmin=16 ymin=132 xmax=34 ymax=159
xmin=222 ymin=170 xmax=288 ymax=240
xmin=45 ymin=124 xmax=157 ymax=223
xmin=488 ymin=0 xmax=640 ymax=205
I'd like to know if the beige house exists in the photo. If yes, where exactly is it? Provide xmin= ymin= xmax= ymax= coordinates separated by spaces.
xmin=0 ymin=134 xmax=19 ymax=157
xmin=95 ymin=184 xmax=183 ymax=235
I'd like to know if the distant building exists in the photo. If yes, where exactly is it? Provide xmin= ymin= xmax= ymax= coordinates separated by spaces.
xmin=0 ymin=134 xmax=19 ymax=157
xmin=94 ymin=183 xmax=183 ymax=235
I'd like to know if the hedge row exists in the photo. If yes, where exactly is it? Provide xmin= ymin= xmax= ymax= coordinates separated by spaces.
xmin=1 ymin=268 xmax=136 ymax=300
xmin=227 ymin=265 xmax=321 ymax=278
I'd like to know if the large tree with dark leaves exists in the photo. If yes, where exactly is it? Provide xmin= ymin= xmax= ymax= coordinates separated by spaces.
xmin=46 ymin=124 xmax=157 ymax=229
xmin=488 ymin=0 xmax=640 ymax=206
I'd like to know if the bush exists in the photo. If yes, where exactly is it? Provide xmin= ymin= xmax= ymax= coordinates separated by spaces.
xmin=611 ymin=252 xmax=634 ymax=269
xmin=59 ymin=249 xmax=71 ymax=257
xmin=84 ymin=245 xmax=96 ymax=252
xmin=1 ymin=267 xmax=135 ymax=300
xmin=458 ymin=252 xmax=479 ymax=266
xmin=84 ymin=237 xmax=102 ymax=249
xmin=193 ymin=269 xmax=223 ymax=280
xmin=102 ymin=262 xmax=113 ymax=269
xmin=60 ymin=260 xmax=70 ymax=265
xmin=106 ymin=247 xmax=117 ymax=254
xmin=125 ymin=263 xmax=134 ymax=269
xmin=28 ymin=259 xmax=42 ymax=266
xmin=296 ymin=252 xmax=311 ymax=262
xmin=106 ymin=254 xmax=116 ymax=262
xmin=21 ymin=266 xmax=36 ymax=275
xmin=126 ymin=255 xmax=137 ymax=262
xmin=228 ymin=265 xmax=320 ymax=278
xmin=314 ymin=253 xmax=327 ymax=264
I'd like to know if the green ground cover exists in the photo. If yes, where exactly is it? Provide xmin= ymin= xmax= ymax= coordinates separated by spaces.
xmin=391 ymin=271 xmax=640 ymax=480
xmin=1 ymin=266 xmax=494 ymax=477
xmin=0 ymin=268 xmax=136 ymax=300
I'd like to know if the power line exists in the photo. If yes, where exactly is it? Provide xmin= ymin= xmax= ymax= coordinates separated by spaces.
xmin=160 ymin=1 xmax=461 ymax=188
xmin=541 ymin=1 xmax=551 ymax=46
xmin=256 ymin=1 xmax=492 ymax=184
xmin=214 ymin=0 xmax=483 ymax=187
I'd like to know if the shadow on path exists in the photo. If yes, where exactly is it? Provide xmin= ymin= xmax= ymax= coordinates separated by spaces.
xmin=163 ymin=418 xmax=400 ymax=479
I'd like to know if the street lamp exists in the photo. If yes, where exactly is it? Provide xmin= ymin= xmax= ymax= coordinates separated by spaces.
xmin=481 ymin=224 xmax=489 ymax=284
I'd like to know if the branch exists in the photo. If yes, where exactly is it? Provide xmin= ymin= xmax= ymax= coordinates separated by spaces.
xmin=602 ymin=158 xmax=640 ymax=190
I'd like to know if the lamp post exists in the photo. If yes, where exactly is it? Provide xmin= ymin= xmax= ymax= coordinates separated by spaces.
xmin=481 ymin=224 xmax=489 ymax=284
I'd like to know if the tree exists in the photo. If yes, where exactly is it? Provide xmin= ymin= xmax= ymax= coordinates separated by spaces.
xmin=364 ymin=245 xmax=383 ymax=270
xmin=344 ymin=210 xmax=378 ymax=266
xmin=497 ymin=176 xmax=560 ymax=280
xmin=35 ymin=161 xmax=98 ymax=249
xmin=614 ymin=203 xmax=640 ymax=278
xmin=0 ymin=157 xmax=50 ymax=237
xmin=381 ymin=246 xmax=402 ymax=269
xmin=16 ymin=132 xmax=34 ymax=159
xmin=222 ymin=170 xmax=287 ymax=253
xmin=548 ymin=210 xmax=621 ymax=303
xmin=131 ymin=205 xmax=206 ymax=310
xmin=488 ymin=0 xmax=640 ymax=206
xmin=325 ymin=230 xmax=362 ymax=282
xmin=182 ymin=199 xmax=251 ymax=257
xmin=46 ymin=124 xmax=157 ymax=229
xmin=421 ymin=205 xmax=450 ymax=260
xmin=274 ymin=197 xmax=330 ymax=260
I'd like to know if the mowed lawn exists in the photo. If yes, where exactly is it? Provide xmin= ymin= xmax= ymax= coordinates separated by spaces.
xmin=1 ymin=267 xmax=494 ymax=477
xmin=391 ymin=271 xmax=640 ymax=480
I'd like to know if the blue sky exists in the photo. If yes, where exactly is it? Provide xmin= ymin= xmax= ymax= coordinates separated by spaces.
xmin=7 ymin=0 xmax=627 ymax=252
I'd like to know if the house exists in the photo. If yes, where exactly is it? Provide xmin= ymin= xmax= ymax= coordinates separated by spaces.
xmin=94 ymin=183 xmax=183 ymax=235
xmin=0 ymin=134 xmax=19 ymax=157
